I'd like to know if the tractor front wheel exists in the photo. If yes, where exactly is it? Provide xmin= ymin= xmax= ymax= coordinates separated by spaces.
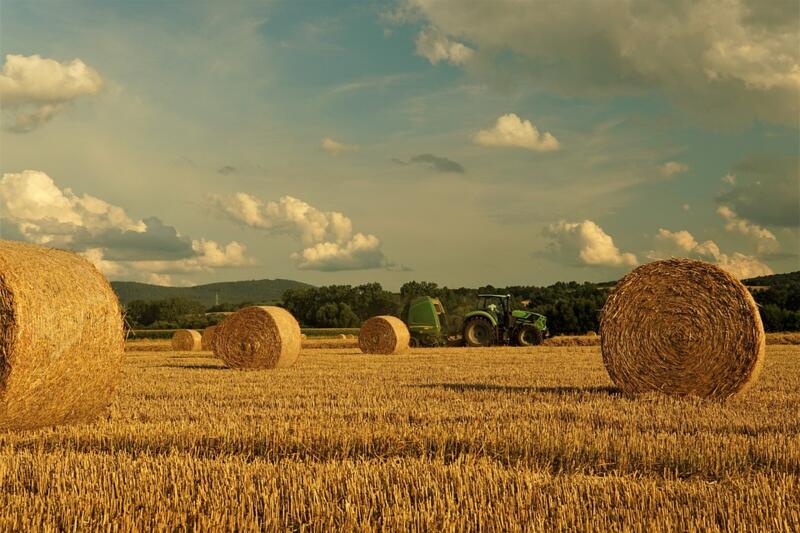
xmin=463 ymin=317 xmax=496 ymax=347
xmin=516 ymin=325 xmax=543 ymax=346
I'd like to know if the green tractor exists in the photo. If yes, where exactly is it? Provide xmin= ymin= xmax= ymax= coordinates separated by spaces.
xmin=462 ymin=294 xmax=547 ymax=347
xmin=405 ymin=294 xmax=547 ymax=348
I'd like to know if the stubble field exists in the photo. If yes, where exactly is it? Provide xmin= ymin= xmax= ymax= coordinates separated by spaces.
xmin=0 ymin=342 xmax=798 ymax=531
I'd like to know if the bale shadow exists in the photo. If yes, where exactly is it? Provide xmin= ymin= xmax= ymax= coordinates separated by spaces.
xmin=413 ymin=383 xmax=621 ymax=396
xmin=153 ymin=364 xmax=227 ymax=371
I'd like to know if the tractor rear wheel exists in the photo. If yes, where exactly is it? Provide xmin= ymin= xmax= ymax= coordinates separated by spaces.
xmin=516 ymin=325 xmax=543 ymax=346
xmin=463 ymin=317 xmax=496 ymax=347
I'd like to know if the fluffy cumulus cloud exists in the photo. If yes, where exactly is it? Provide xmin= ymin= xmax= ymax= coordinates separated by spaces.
xmin=321 ymin=137 xmax=358 ymax=156
xmin=716 ymin=205 xmax=779 ymax=254
xmin=659 ymin=161 xmax=689 ymax=177
xmin=0 ymin=54 xmax=103 ymax=132
xmin=0 ymin=170 xmax=251 ymax=282
xmin=543 ymin=220 xmax=638 ymax=267
xmin=473 ymin=113 xmax=560 ymax=152
xmin=400 ymin=0 xmax=800 ymax=125
xmin=415 ymin=26 xmax=474 ymax=65
xmin=646 ymin=228 xmax=773 ymax=278
xmin=208 ymin=193 xmax=399 ymax=271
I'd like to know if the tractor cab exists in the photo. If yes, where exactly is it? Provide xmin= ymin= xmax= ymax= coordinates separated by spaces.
xmin=476 ymin=294 xmax=512 ymax=326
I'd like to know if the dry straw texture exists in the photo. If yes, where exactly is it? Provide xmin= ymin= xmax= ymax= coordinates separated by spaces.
xmin=600 ymin=258 xmax=765 ymax=399
xmin=171 ymin=330 xmax=202 ymax=352
xmin=0 ymin=240 xmax=124 ymax=431
xmin=358 ymin=316 xmax=410 ymax=355
xmin=544 ymin=335 xmax=600 ymax=347
xmin=201 ymin=326 xmax=217 ymax=351
xmin=213 ymin=306 xmax=301 ymax=369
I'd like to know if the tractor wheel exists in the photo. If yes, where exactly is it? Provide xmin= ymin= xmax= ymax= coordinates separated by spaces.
xmin=516 ymin=325 xmax=543 ymax=346
xmin=463 ymin=317 xmax=496 ymax=347
xmin=409 ymin=337 xmax=420 ymax=348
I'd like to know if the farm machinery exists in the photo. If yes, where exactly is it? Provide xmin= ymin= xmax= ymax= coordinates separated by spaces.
xmin=406 ymin=294 xmax=547 ymax=347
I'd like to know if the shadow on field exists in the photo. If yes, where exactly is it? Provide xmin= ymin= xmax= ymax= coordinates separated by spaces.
xmin=154 ymin=364 xmax=227 ymax=370
xmin=414 ymin=383 xmax=621 ymax=396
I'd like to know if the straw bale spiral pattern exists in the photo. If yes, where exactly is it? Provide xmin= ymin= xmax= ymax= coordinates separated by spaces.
xmin=213 ymin=306 xmax=301 ymax=369
xmin=600 ymin=258 xmax=765 ymax=399
xmin=171 ymin=329 xmax=202 ymax=352
xmin=358 ymin=316 xmax=410 ymax=355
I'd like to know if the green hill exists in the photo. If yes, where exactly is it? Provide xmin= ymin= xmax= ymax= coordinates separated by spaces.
xmin=743 ymin=271 xmax=800 ymax=287
xmin=112 ymin=279 xmax=313 ymax=307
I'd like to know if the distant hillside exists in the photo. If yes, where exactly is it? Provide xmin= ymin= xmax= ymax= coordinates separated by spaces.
xmin=112 ymin=279 xmax=313 ymax=306
xmin=743 ymin=271 xmax=800 ymax=287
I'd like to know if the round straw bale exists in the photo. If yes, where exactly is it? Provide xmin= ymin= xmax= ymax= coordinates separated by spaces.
xmin=338 ymin=333 xmax=347 ymax=340
xmin=171 ymin=329 xmax=202 ymax=352
xmin=600 ymin=258 xmax=765 ymax=399
xmin=0 ymin=240 xmax=124 ymax=431
xmin=358 ymin=316 xmax=409 ymax=355
xmin=213 ymin=306 xmax=301 ymax=369
xmin=201 ymin=325 xmax=218 ymax=351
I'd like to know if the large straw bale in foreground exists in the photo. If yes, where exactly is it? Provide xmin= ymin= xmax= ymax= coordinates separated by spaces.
xmin=358 ymin=316 xmax=409 ymax=355
xmin=0 ymin=240 xmax=124 ymax=431
xmin=201 ymin=326 xmax=217 ymax=351
xmin=213 ymin=306 xmax=301 ymax=369
xmin=600 ymin=258 xmax=765 ymax=399
xmin=171 ymin=329 xmax=202 ymax=351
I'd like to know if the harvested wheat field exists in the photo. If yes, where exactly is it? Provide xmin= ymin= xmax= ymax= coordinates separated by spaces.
xmin=0 ymin=343 xmax=798 ymax=531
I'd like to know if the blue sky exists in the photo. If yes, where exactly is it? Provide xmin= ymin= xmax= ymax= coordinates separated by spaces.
xmin=1 ymin=0 xmax=798 ymax=288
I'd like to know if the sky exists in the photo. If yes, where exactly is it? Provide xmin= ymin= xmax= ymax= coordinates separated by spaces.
xmin=0 ymin=0 xmax=798 ymax=289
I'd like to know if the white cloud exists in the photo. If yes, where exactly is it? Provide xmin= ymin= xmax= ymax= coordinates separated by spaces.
xmin=543 ymin=220 xmax=638 ymax=267
xmin=0 ymin=170 xmax=144 ymax=245
xmin=714 ymin=252 xmax=774 ymax=279
xmin=321 ymin=137 xmax=358 ymax=156
xmin=0 ymin=170 xmax=252 ymax=281
xmin=401 ymin=0 xmax=800 ymax=125
xmin=650 ymin=228 xmax=720 ymax=258
xmin=717 ymin=205 xmax=779 ymax=254
xmin=659 ymin=161 xmax=689 ymax=177
xmin=208 ymin=193 xmax=395 ymax=271
xmin=191 ymin=239 xmax=251 ymax=268
xmin=415 ymin=27 xmax=474 ymax=65
xmin=292 ymin=233 xmax=387 ymax=271
xmin=0 ymin=54 xmax=103 ymax=132
xmin=81 ymin=248 xmax=126 ymax=277
xmin=144 ymin=273 xmax=174 ymax=287
xmin=473 ymin=113 xmax=560 ymax=152
xmin=646 ymin=228 xmax=772 ymax=279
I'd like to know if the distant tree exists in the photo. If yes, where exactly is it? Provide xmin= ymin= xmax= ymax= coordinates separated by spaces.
xmin=125 ymin=297 xmax=205 ymax=328
xmin=282 ymin=284 xmax=398 ymax=327
xmin=400 ymin=281 xmax=439 ymax=299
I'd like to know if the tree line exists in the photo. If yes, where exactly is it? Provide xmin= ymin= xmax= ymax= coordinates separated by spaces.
xmin=125 ymin=277 xmax=800 ymax=334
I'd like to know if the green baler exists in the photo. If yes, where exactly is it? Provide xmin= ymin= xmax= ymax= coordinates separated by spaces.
xmin=406 ymin=296 xmax=449 ymax=347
